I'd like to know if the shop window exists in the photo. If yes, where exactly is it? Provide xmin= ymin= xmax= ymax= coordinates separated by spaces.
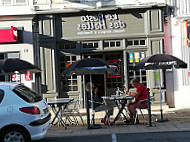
xmin=82 ymin=41 xmax=99 ymax=49
xmin=140 ymin=40 xmax=146 ymax=45
xmin=88 ymin=43 xmax=93 ymax=48
xmin=127 ymin=39 xmax=146 ymax=46
xmin=116 ymin=41 xmax=121 ymax=47
xmin=94 ymin=43 xmax=98 ymax=48
xmin=103 ymin=40 xmax=122 ymax=48
xmin=59 ymin=43 xmax=77 ymax=50
xmin=83 ymin=43 xmax=88 ymax=48
xmin=110 ymin=41 xmax=115 ymax=47
xmin=60 ymin=55 xmax=78 ymax=92
xmin=134 ymin=40 xmax=139 ymax=45
xmin=127 ymin=40 xmax=133 ymax=46
xmin=104 ymin=41 xmax=109 ymax=47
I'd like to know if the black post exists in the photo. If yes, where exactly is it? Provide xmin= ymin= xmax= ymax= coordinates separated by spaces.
xmin=85 ymin=93 xmax=91 ymax=129
xmin=147 ymin=88 xmax=152 ymax=127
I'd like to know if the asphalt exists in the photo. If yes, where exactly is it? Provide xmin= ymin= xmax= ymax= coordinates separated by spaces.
xmin=46 ymin=106 xmax=190 ymax=137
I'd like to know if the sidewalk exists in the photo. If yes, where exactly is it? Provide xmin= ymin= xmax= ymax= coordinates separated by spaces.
xmin=46 ymin=106 xmax=190 ymax=137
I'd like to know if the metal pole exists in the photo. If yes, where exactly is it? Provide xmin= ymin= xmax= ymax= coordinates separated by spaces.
xmin=90 ymin=74 xmax=95 ymax=126
xmin=156 ymin=69 xmax=168 ymax=122
xmin=159 ymin=69 xmax=163 ymax=120
xmin=85 ymin=88 xmax=91 ymax=129
xmin=123 ymin=50 xmax=128 ymax=90
xmin=147 ymin=88 xmax=152 ymax=127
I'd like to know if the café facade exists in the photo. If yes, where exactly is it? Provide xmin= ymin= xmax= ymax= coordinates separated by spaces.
xmin=0 ymin=4 xmax=171 ymax=107
xmin=36 ymin=5 xmax=170 ymax=107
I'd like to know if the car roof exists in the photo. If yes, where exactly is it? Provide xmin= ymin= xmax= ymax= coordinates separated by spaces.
xmin=0 ymin=82 xmax=20 ymax=89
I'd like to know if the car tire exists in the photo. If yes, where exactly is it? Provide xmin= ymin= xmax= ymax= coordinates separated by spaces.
xmin=0 ymin=127 xmax=30 ymax=142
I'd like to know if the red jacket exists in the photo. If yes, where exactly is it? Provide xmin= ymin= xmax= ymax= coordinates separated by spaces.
xmin=135 ymin=83 xmax=147 ymax=103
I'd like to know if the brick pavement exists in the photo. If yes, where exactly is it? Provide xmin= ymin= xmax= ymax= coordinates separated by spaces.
xmin=46 ymin=107 xmax=190 ymax=137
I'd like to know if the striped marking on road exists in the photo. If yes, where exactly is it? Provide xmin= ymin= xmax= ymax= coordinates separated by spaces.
xmin=112 ymin=134 xmax=117 ymax=142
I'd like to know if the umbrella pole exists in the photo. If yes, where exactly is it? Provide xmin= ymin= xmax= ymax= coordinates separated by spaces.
xmin=90 ymin=74 xmax=101 ymax=129
xmin=83 ymin=75 xmax=91 ymax=129
xmin=90 ymin=74 xmax=95 ymax=126
xmin=156 ymin=69 xmax=168 ymax=122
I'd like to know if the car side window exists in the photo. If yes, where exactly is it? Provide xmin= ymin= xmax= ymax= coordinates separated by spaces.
xmin=0 ymin=90 xmax=4 ymax=104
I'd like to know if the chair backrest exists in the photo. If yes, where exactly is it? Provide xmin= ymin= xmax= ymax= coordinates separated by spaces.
xmin=103 ymin=99 xmax=116 ymax=107
xmin=66 ymin=99 xmax=82 ymax=111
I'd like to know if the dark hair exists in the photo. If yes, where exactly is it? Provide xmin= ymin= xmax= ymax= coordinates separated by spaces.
xmin=130 ymin=78 xmax=139 ymax=84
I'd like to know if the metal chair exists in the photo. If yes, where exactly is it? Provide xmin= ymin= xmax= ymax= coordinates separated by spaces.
xmin=62 ymin=99 xmax=85 ymax=126
xmin=134 ymin=97 xmax=154 ymax=124
xmin=93 ymin=99 xmax=116 ymax=126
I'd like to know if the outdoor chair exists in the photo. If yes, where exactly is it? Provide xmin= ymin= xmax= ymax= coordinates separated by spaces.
xmin=134 ymin=96 xmax=154 ymax=124
xmin=91 ymin=99 xmax=116 ymax=126
xmin=62 ymin=99 xmax=85 ymax=127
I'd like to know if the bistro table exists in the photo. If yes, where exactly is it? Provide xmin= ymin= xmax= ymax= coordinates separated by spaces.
xmin=47 ymin=98 xmax=74 ymax=127
xmin=102 ymin=95 xmax=134 ymax=125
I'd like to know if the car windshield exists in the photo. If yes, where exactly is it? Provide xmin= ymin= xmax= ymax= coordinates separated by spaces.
xmin=13 ymin=85 xmax=42 ymax=103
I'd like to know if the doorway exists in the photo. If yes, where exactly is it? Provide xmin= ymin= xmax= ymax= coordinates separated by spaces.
xmin=85 ymin=74 xmax=105 ymax=100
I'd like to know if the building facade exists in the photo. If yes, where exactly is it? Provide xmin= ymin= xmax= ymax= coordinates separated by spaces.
xmin=35 ymin=4 xmax=168 ymax=107
xmin=165 ymin=0 xmax=190 ymax=108
xmin=0 ymin=0 xmax=176 ymax=108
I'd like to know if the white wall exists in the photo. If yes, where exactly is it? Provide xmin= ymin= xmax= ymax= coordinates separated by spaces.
xmin=174 ymin=88 xmax=190 ymax=108
xmin=170 ymin=15 xmax=190 ymax=108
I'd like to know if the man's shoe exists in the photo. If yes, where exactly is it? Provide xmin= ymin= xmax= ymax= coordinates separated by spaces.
xmin=124 ymin=119 xmax=131 ymax=124
xmin=124 ymin=119 xmax=134 ymax=125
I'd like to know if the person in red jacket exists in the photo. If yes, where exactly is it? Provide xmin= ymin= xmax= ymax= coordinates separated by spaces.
xmin=125 ymin=78 xmax=148 ymax=124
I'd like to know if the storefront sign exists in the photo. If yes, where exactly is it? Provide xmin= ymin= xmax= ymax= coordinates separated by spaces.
xmin=0 ymin=26 xmax=18 ymax=43
xmin=62 ymin=11 xmax=145 ymax=39
xmin=25 ymin=70 xmax=31 ymax=81
xmin=12 ymin=73 xmax=20 ymax=82
xmin=77 ymin=13 xmax=126 ymax=35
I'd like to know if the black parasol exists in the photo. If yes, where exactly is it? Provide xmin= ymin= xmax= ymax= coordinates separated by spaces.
xmin=0 ymin=58 xmax=40 ymax=74
xmin=134 ymin=54 xmax=187 ymax=122
xmin=63 ymin=58 xmax=117 ymax=129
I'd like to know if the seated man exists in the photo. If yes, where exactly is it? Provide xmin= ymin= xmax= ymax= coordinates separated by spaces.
xmin=125 ymin=78 xmax=148 ymax=124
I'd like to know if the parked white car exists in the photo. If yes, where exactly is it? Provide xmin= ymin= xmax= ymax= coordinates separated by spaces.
xmin=0 ymin=82 xmax=51 ymax=142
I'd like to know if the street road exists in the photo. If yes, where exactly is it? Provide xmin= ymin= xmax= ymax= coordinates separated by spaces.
xmin=35 ymin=131 xmax=190 ymax=142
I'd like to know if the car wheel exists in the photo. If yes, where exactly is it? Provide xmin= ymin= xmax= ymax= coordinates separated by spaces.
xmin=0 ymin=127 xmax=30 ymax=142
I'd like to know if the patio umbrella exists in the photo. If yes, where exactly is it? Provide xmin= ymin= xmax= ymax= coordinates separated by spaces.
xmin=133 ymin=54 xmax=187 ymax=70
xmin=63 ymin=58 xmax=117 ymax=129
xmin=0 ymin=58 xmax=41 ymax=74
xmin=133 ymin=54 xmax=187 ymax=122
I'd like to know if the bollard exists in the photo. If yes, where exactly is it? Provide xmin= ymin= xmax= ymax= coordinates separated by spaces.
xmin=85 ymin=94 xmax=91 ymax=129
xmin=147 ymin=88 xmax=152 ymax=127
